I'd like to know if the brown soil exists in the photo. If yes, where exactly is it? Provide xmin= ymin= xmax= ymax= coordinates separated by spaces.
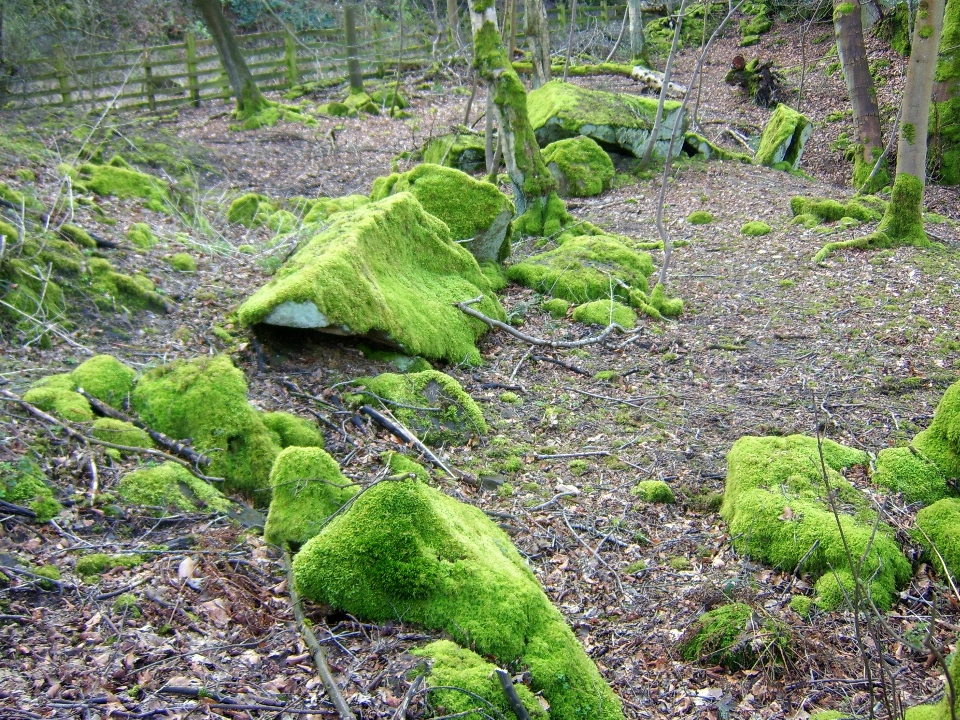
xmin=1 ymin=16 xmax=959 ymax=720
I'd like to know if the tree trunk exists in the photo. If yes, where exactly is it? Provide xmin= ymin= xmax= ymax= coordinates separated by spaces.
xmin=563 ymin=0 xmax=579 ymax=81
xmin=931 ymin=0 xmax=959 ymax=184
xmin=344 ymin=3 xmax=364 ymax=94
xmin=523 ymin=0 xmax=552 ymax=88
xmin=639 ymin=0 xmax=688 ymax=170
xmin=626 ymin=0 xmax=650 ymax=66
xmin=505 ymin=0 xmax=518 ymax=61
xmin=192 ymin=0 xmax=268 ymax=117
xmin=878 ymin=0 xmax=946 ymax=242
xmin=447 ymin=0 xmax=462 ymax=45
xmin=834 ymin=0 xmax=887 ymax=191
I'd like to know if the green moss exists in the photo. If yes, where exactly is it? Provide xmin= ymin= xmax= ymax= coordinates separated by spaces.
xmin=541 ymin=136 xmax=615 ymax=198
xmin=632 ymin=480 xmax=675 ymax=503
xmin=260 ymin=411 xmax=325 ymax=449
xmin=499 ymin=391 xmax=521 ymax=404
xmin=131 ymin=355 xmax=281 ymax=500
xmin=420 ymin=132 xmax=487 ymax=173
xmin=350 ymin=370 xmax=488 ymax=446
xmin=478 ymin=260 xmax=508 ymax=291
xmin=755 ymin=104 xmax=812 ymax=169
xmin=852 ymin=147 xmax=890 ymax=194
xmin=22 ymin=383 xmax=93 ymax=422
xmin=302 ymin=195 xmax=370 ymax=224
xmin=572 ymin=299 xmax=636 ymax=328
xmin=267 ymin=209 xmax=298 ymax=233
xmin=833 ymin=1 xmax=855 ymax=16
xmin=75 ymin=162 xmax=170 ymax=212
xmin=687 ymin=210 xmax=713 ymax=225
xmin=382 ymin=451 xmax=430 ymax=482
xmin=507 ymin=235 xmax=654 ymax=304
xmin=877 ymin=172 xmax=929 ymax=244
xmin=75 ymin=553 xmax=143 ymax=576
xmin=293 ymin=479 xmax=622 ymax=720
xmin=648 ymin=282 xmax=684 ymax=317
xmin=369 ymin=164 xmax=514 ymax=262
xmin=33 ymin=564 xmax=60 ymax=590
xmin=741 ymin=221 xmax=771 ymax=236
xmin=168 ymin=253 xmax=197 ymax=272
xmin=237 ymin=194 xmax=505 ymax=365
xmin=112 ymin=593 xmax=141 ymax=616
xmin=126 ymin=222 xmax=158 ymax=249
xmin=916 ymin=498 xmax=960 ymax=580
xmin=645 ymin=2 xmax=726 ymax=54
xmin=542 ymin=297 xmax=571 ymax=319
xmin=92 ymin=419 xmax=154 ymax=449
xmin=0 ymin=457 xmax=60 ymax=522
xmin=873 ymin=446 xmax=955 ymax=505
xmin=58 ymin=223 xmax=96 ymax=249
xmin=902 ymin=655 xmax=960 ymax=720
xmin=227 ymin=193 xmax=276 ymax=227
xmin=679 ymin=602 xmax=789 ymax=670
xmin=87 ymin=258 xmax=169 ymax=312
xmin=789 ymin=595 xmax=813 ymax=618
xmin=118 ymin=462 xmax=234 ymax=513
xmin=413 ymin=640 xmax=548 ymax=719
xmin=71 ymin=355 xmax=136 ymax=408
xmin=721 ymin=435 xmax=910 ymax=610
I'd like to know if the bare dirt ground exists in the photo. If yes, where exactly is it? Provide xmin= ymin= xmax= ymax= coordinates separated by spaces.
xmin=2 ymin=15 xmax=960 ymax=720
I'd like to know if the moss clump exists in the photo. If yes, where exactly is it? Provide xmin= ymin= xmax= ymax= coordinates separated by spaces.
xmin=902 ymin=655 xmax=960 ymax=720
xmin=541 ymin=136 xmax=615 ymax=198
xmin=0 ymin=457 xmax=60 ymax=522
xmin=23 ymin=380 xmax=94 ymax=422
xmin=791 ymin=213 xmax=820 ymax=229
xmin=112 ymin=593 xmax=141 ymax=616
xmin=264 ymin=447 xmax=358 ymax=547
xmin=790 ymin=196 xmax=883 ymax=223
xmin=237 ymin=193 xmax=505 ymax=365
xmin=687 ymin=210 xmax=713 ymax=225
xmin=261 ymin=411 xmax=325 ymax=449
xmin=507 ymin=235 xmax=654 ymax=305
xmin=420 ymin=132 xmax=487 ymax=173
xmin=648 ymin=282 xmax=684 ymax=318
xmin=741 ymin=221 xmax=771 ymax=236
xmin=72 ymin=354 xmax=136 ymax=409
xmin=59 ymin=223 xmax=96 ymax=249
xmin=679 ymin=603 xmax=790 ymax=670
xmin=168 ymin=253 xmax=197 ymax=272
xmin=227 ymin=193 xmax=276 ymax=227
xmin=370 ymin=164 xmax=514 ymax=262
xmin=75 ymin=161 xmax=170 ymax=213
xmin=75 ymin=553 xmax=143 ymax=576
xmin=126 ymin=222 xmax=158 ymax=248
xmin=721 ymin=435 xmax=910 ymax=610
xmin=86 ymin=258 xmax=169 ymax=312
xmin=572 ymin=299 xmax=636 ymax=328
xmin=915 ymin=497 xmax=960 ymax=581
xmin=413 ymin=640 xmax=548 ymax=719
xmin=755 ymin=104 xmax=812 ymax=169
xmin=92 ymin=419 xmax=154 ymax=449
xmin=350 ymin=370 xmax=488 ymax=446
xmin=632 ymin=480 xmax=675 ymax=503
xmin=302 ymin=194 xmax=370 ymax=224
xmin=118 ymin=462 xmax=234 ymax=513
xmin=789 ymin=595 xmax=814 ymax=618
xmin=646 ymin=2 xmax=726 ymax=53
xmin=131 ymin=355 xmax=281 ymax=500
xmin=293 ymin=479 xmax=623 ymax=720
xmin=542 ymin=297 xmax=571 ymax=318
xmin=383 ymin=451 xmax=430 ymax=482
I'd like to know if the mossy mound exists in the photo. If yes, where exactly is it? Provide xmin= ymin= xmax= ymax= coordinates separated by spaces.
xmin=0 ymin=457 xmax=60 ymax=522
xmin=23 ymin=377 xmax=94 ymax=422
xmin=126 ymin=222 xmax=158 ymax=248
xmin=687 ymin=210 xmax=713 ymax=225
xmin=790 ymin=196 xmax=885 ymax=223
xmin=413 ymin=640 xmax=548 ymax=719
xmin=755 ymin=104 xmax=812 ymax=169
xmin=73 ymin=158 xmax=171 ymax=213
xmin=382 ymin=450 xmax=430 ymax=482
xmin=75 ymin=552 xmax=143 ymax=576
xmin=648 ymin=282 xmax=684 ymax=318
xmin=741 ymin=221 xmax=771 ymax=236
xmin=528 ymin=80 xmax=686 ymax=160
xmin=293 ymin=478 xmax=623 ymax=720
xmin=260 ymin=411 xmax=325 ymax=449
xmin=915 ymin=497 xmax=960 ymax=582
xmin=23 ymin=354 xmax=136 ymax=420
xmin=227 ymin=193 xmax=276 ymax=228
xmin=264 ymin=447 xmax=357 ymax=547
xmin=236 ymin=193 xmax=505 ymax=365
xmin=131 ymin=354 xmax=281 ymax=500
xmin=349 ymin=370 xmax=488 ymax=446
xmin=632 ymin=480 xmax=675 ymax=503
xmin=542 ymin=297 xmax=571 ymax=319
xmin=118 ymin=462 xmax=234 ymax=514
xmin=92 ymin=419 xmax=154 ymax=449
xmin=87 ymin=258 xmax=169 ymax=312
xmin=572 ymin=299 xmax=636 ymax=328
xmin=232 ymin=102 xmax=319 ymax=131
xmin=420 ymin=132 xmax=487 ymax=173
xmin=302 ymin=195 xmax=370 ymax=224
xmin=721 ymin=434 xmax=911 ymax=610
xmin=679 ymin=602 xmax=790 ymax=670
xmin=370 ymin=164 xmax=514 ymax=263
xmin=541 ymin=135 xmax=615 ymax=197
xmin=168 ymin=253 xmax=197 ymax=272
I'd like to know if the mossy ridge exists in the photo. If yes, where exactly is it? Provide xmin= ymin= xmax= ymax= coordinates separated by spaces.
xmin=349 ymin=370 xmax=488 ymax=447
xmin=0 ymin=457 xmax=61 ymax=522
xmin=131 ymin=354 xmax=280 ymax=501
xmin=790 ymin=195 xmax=885 ymax=223
xmin=755 ymin=104 xmax=813 ymax=169
xmin=541 ymin=135 xmax=615 ymax=198
xmin=302 ymin=195 xmax=370 ymax=225
xmin=231 ymin=102 xmax=319 ymax=131
xmin=721 ymin=435 xmax=910 ymax=610
xmin=86 ymin=258 xmax=170 ymax=313
xmin=572 ymin=299 xmax=636 ymax=328
xmin=118 ymin=462 xmax=234 ymax=514
xmin=679 ymin=602 xmax=789 ymax=670
xmin=293 ymin=478 xmax=623 ymax=720
xmin=73 ymin=159 xmax=172 ymax=213
xmin=260 ymin=411 xmax=325 ymax=449
xmin=236 ymin=193 xmax=505 ymax=365
xmin=413 ymin=640 xmax=547 ymax=720
xmin=370 ymin=164 xmax=514 ymax=263
xmin=418 ymin=132 xmax=488 ymax=173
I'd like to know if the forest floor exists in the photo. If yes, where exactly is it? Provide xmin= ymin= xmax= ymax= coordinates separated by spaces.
xmin=2 ymin=15 xmax=960 ymax=720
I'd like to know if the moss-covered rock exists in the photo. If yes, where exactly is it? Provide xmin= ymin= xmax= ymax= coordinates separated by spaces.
xmin=350 ymin=370 xmax=488 ymax=446
xmin=293 ymin=478 xmax=622 ymax=720
xmin=131 ymin=354 xmax=281 ymax=500
xmin=542 ymin=297 xmax=571 ymax=319
xmin=370 ymin=164 xmax=514 ymax=262
xmin=915 ymin=497 xmax=960 ymax=582
xmin=126 ymin=222 xmax=158 ymax=249
xmin=75 ymin=160 xmax=171 ymax=213
xmin=528 ymin=80 xmax=687 ymax=160
xmin=721 ymin=435 xmax=911 ymax=610
xmin=541 ymin=136 xmax=615 ymax=197
xmin=790 ymin=196 xmax=884 ymax=223
xmin=75 ymin=552 xmax=143 ymax=576
xmin=572 ymin=299 xmax=636 ymax=328
xmin=118 ymin=462 xmax=234 ymax=513
xmin=741 ymin=221 xmax=771 ymax=236
xmin=632 ymin=480 xmax=675 ymax=503
xmin=23 ymin=378 xmax=94 ymax=422
xmin=0 ymin=457 xmax=60 ymax=522
xmin=679 ymin=602 xmax=790 ymax=670
xmin=263 ymin=447 xmax=357 ymax=547
xmin=687 ymin=210 xmax=713 ymax=225
xmin=168 ymin=253 xmax=197 ymax=272
xmin=92 ymin=419 xmax=154 ymax=449
xmin=413 ymin=640 xmax=548 ymax=719
xmin=86 ymin=258 xmax=169 ymax=312
xmin=755 ymin=104 xmax=812 ymax=169
xmin=236 ymin=193 xmax=505 ymax=365
xmin=420 ymin=132 xmax=488 ymax=173
xmin=261 ymin=411 xmax=325 ymax=449
xmin=72 ymin=354 xmax=136 ymax=408
xmin=227 ymin=193 xmax=276 ymax=228
xmin=302 ymin=195 xmax=370 ymax=224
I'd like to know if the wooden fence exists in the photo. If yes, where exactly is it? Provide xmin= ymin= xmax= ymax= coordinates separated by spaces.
xmin=5 ymin=3 xmax=633 ymax=111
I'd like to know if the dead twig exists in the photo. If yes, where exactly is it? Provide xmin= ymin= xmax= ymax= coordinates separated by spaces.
xmin=358 ymin=404 xmax=459 ymax=481
xmin=494 ymin=669 xmax=532 ymax=720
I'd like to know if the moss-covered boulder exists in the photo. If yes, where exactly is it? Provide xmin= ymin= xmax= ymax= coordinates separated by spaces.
xmin=541 ymin=136 xmax=615 ymax=197
xmin=679 ymin=602 xmax=790 ymax=670
xmin=264 ymin=447 xmax=357 ymax=547
xmin=92 ymin=419 xmax=154 ymax=449
xmin=236 ymin=193 xmax=505 ymax=365
xmin=755 ymin=104 xmax=812 ymax=169
xmin=23 ymin=374 xmax=94 ymax=422
xmin=118 ymin=462 xmax=234 ymax=513
xmin=721 ymin=435 xmax=911 ymax=610
xmin=0 ymin=457 xmax=60 ymax=522
xmin=293 ymin=478 xmax=622 ymax=720
xmin=23 ymin=354 xmax=136 ymax=420
xmin=370 ymin=164 xmax=514 ymax=262
xmin=261 ymin=411 xmax=325 ymax=449
xmin=349 ymin=370 xmax=488 ymax=446
xmin=131 ymin=354 xmax=281 ymax=500
xmin=302 ymin=195 xmax=370 ymax=225
xmin=915 ymin=497 xmax=960 ymax=582
xmin=528 ymin=80 xmax=687 ymax=160
xmin=227 ymin=193 xmax=276 ymax=227
xmin=420 ymin=132 xmax=488 ymax=173
xmin=73 ymin=158 xmax=171 ymax=213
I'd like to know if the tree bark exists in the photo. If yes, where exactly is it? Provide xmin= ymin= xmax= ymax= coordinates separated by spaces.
xmin=833 ymin=0 xmax=886 ymax=191
xmin=931 ymin=0 xmax=959 ymax=183
xmin=523 ymin=0 xmax=552 ymax=88
xmin=563 ymin=0 xmax=579 ymax=81
xmin=192 ymin=0 xmax=267 ymax=116
xmin=344 ymin=2 xmax=364 ymax=94
xmin=626 ymin=0 xmax=650 ymax=66
xmin=447 ymin=0 xmax=462 ymax=45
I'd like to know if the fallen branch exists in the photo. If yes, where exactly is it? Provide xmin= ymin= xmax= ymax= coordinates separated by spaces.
xmin=0 ymin=499 xmax=37 ymax=519
xmin=358 ymin=405 xmax=459 ymax=481
xmin=454 ymin=297 xmax=625 ymax=348
xmin=283 ymin=548 xmax=357 ymax=720
xmin=494 ymin=669 xmax=532 ymax=720
xmin=511 ymin=61 xmax=686 ymax=97
xmin=392 ymin=674 xmax=424 ymax=720
xmin=535 ymin=451 xmax=610 ymax=460
xmin=531 ymin=354 xmax=590 ymax=376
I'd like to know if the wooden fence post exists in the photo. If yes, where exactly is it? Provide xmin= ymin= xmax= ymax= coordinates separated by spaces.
xmin=53 ymin=46 xmax=72 ymax=106
xmin=284 ymin=31 xmax=298 ymax=87
xmin=143 ymin=48 xmax=156 ymax=111
xmin=185 ymin=32 xmax=200 ymax=107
